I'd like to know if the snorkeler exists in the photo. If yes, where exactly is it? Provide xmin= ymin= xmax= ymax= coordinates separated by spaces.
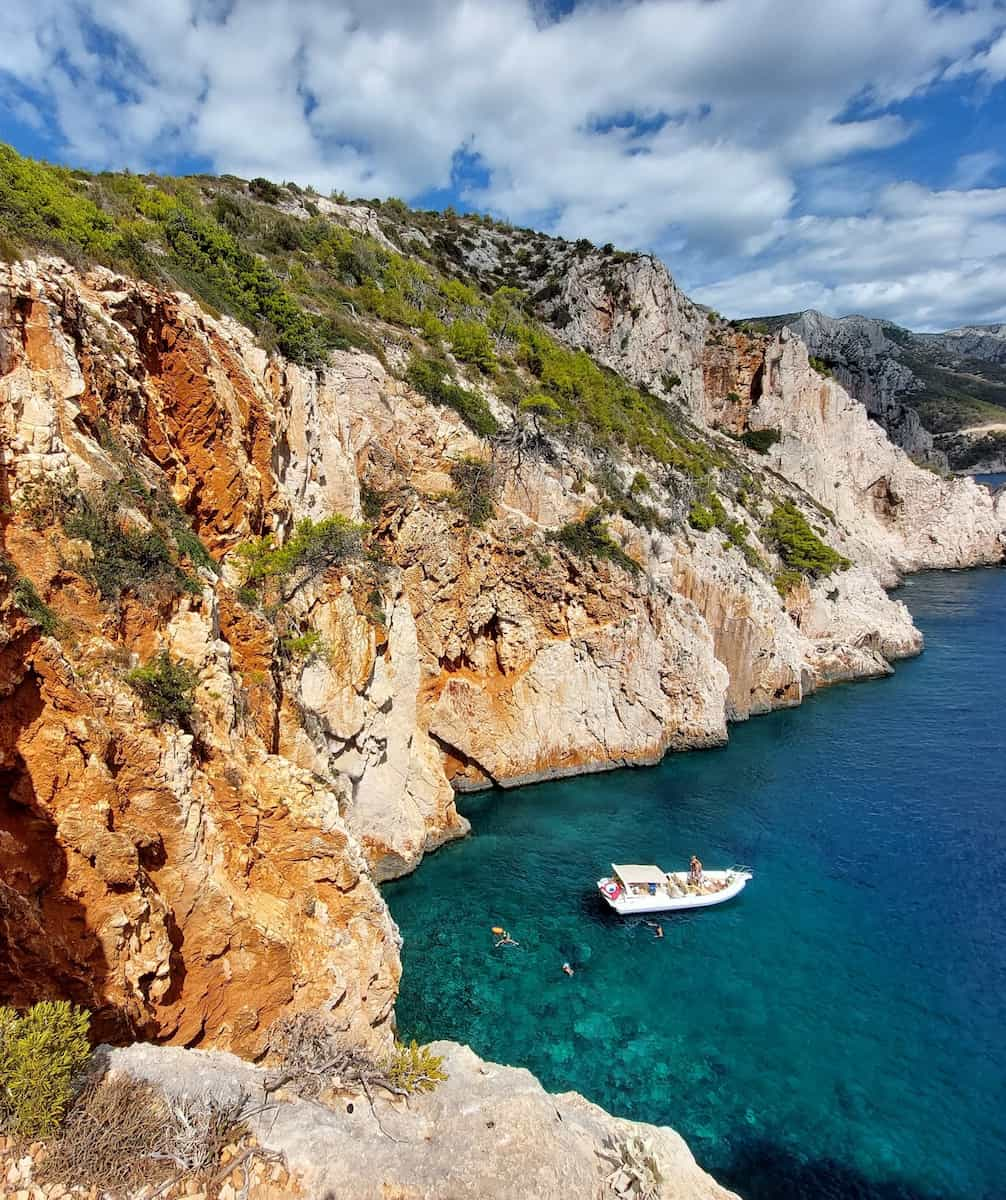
xmin=562 ymin=961 xmax=575 ymax=976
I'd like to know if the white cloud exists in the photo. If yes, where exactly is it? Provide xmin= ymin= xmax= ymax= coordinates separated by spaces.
xmin=0 ymin=0 xmax=1005 ymax=327
xmin=695 ymin=182 xmax=1006 ymax=329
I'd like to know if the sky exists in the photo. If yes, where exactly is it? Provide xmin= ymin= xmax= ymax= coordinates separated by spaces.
xmin=2 ymin=0 xmax=1006 ymax=331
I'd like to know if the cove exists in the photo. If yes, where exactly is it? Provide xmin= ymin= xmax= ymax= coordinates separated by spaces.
xmin=385 ymin=565 xmax=1006 ymax=1200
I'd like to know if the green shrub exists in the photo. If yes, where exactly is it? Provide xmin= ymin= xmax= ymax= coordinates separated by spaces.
xmin=15 ymin=470 xmax=79 ymax=531
xmin=763 ymin=501 xmax=850 ymax=579
xmin=12 ymin=577 xmax=59 ymax=635
xmin=127 ymin=651 xmax=200 ymax=728
xmin=280 ymin=629 xmax=324 ymax=660
xmin=235 ymin=515 xmax=366 ymax=603
xmin=774 ymin=568 xmax=805 ymax=597
xmin=64 ymin=495 xmax=192 ymax=601
xmin=360 ymin=483 xmax=390 ymax=521
xmin=518 ymin=393 xmax=562 ymax=419
xmin=448 ymin=319 xmax=496 ymax=373
xmin=809 ymin=356 xmax=833 ymax=378
xmin=548 ymin=508 xmax=640 ymax=574
xmin=741 ymin=428 xmax=782 ymax=454
xmin=689 ymin=504 xmax=716 ymax=531
xmin=386 ymin=1040 xmax=447 ymax=1095
xmin=0 ymin=1001 xmax=91 ymax=1138
xmin=405 ymin=354 xmax=498 ymax=436
xmin=448 ymin=455 xmax=497 ymax=527
xmin=249 ymin=176 xmax=282 ymax=203
xmin=164 ymin=211 xmax=330 ymax=365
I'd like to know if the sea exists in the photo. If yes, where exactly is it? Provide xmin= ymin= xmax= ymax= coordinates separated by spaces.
xmin=385 ymin=475 xmax=1006 ymax=1200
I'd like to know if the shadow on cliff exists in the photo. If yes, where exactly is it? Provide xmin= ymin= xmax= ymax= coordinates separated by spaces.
xmin=0 ymin=665 xmax=133 ymax=1043
xmin=718 ymin=1136 xmax=981 ymax=1200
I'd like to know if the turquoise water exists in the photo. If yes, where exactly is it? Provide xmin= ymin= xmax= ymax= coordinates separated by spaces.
xmin=385 ymin=567 xmax=1006 ymax=1200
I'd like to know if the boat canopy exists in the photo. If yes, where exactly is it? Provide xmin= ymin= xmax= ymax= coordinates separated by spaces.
xmin=612 ymin=864 xmax=667 ymax=886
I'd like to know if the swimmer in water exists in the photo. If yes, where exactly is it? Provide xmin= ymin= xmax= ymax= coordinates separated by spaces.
xmin=646 ymin=921 xmax=664 ymax=939
xmin=562 ymin=961 xmax=575 ymax=976
xmin=494 ymin=930 xmax=519 ymax=948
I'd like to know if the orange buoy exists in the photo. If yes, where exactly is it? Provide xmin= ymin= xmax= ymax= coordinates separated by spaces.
xmin=491 ymin=926 xmax=505 ymax=935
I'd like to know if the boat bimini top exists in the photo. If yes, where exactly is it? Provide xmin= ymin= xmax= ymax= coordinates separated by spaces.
xmin=611 ymin=864 xmax=668 ymax=887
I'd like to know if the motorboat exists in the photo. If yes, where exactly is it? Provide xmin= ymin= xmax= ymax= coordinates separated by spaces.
xmin=597 ymin=862 xmax=752 ymax=915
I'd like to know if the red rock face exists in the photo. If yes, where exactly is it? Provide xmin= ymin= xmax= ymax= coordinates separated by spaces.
xmin=701 ymin=330 xmax=768 ymax=432
xmin=0 ymin=614 xmax=398 ymax=1053
xmin=0 ymin=262 xmax=399 ymax=1055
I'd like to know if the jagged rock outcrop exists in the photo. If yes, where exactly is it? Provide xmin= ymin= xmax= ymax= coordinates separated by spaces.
xmin=519 ymin=250 xmax=1005 ymax=577
xmin=739 ymin=310 xmax=1006 ymax=470
xmin=920 ymin=322 xmax=1006 ymax=364
xmin=748 ymin=330 xmax=1006 ymax=577
xmin=779 ymin=310 xmax=940 ymax=464
xmin=107 ymin=1039 xmax=738 ymax=1200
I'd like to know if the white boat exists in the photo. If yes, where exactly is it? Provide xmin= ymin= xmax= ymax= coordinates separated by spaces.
xmin=597 ymin=863 xmax=752 ymax=915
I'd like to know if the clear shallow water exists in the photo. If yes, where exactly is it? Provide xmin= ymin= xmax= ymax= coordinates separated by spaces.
xmin=386 ymin=568 xmax=1006 ymax=1200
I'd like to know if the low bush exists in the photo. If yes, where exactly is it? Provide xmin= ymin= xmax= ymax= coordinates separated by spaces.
xmin=763 ymin=501 xmax=850 ymax=579
xmin=773 ymin=568 xmax=805 ymax=597
xmin=0 ymin=1001 xmax=91 ymax=1138
xmin=11 ymin=576 xmax=59 ymax=636
xmin=448 ymin=455 xmax=497 ymax=527
xmin=548 ymin=508 xmax=640 ymax=575
xmin=235 ymin=515 xmax=366 ymax=604
xmin=688 ymin=504 xmax=716 ymax=531
xmin=37 ymin=1075 xmax=172 ymax=1194
xmin=448 ymin=319 xmax=496 ymax=373
xmin=280 ymin=629 xmax=324 ymax=660
xmin=387 ymin=1040 xmax=448 ymax=1095
xmin=38 ymin=1073 xmax=260 ymax=1196
xmin=265 ymin=1011 xmax=447 ymax=1102
xmin=809 ymin=356 xmax=833 ymax=378
xmin=249 ymin=176 xmax=282 ymax=203
xmin=64 ymin=495 xmax=193 ymax=601
xmin=741 ymin=427 xmax=781 ymax=454
xmin=405 ymin=354 xmax=499 ymax=436
xmin=127 ymin=651 xmax=199 ymax=728
xmin=14 ymin=470 xmax=79 ymax=531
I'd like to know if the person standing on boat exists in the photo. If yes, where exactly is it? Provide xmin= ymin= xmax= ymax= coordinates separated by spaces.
xmin=689 ymin=855 xmax=703 ymax=885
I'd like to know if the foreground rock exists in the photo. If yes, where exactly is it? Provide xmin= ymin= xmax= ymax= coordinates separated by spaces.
xmin=107 ymin=1040 xmax=738 ymax=1200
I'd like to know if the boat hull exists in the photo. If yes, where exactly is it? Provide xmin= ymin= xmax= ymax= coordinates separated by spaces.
xmin=598 ymin=870 xmax=751 ymax=915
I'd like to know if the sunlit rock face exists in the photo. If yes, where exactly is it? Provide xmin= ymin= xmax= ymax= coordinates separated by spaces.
xmin=0 ymin=243 xmax=1002 ymax=1053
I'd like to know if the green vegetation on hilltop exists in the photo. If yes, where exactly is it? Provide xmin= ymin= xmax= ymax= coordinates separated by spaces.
xmin=0 ymin=142 xmax=720 ymax=473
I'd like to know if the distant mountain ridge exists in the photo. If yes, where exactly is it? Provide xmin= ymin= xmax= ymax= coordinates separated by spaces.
xmin=744 ymin=309 xmax=1006 ymax=471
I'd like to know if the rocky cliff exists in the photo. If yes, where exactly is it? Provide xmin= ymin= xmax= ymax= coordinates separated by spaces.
xmin=741 ymin=308 xmax=1006 ymax=470
xmin=2 ymin=234 xmax=1003 ymax=1049
xmin=96 ymin=1040 xmax=738 ymax=1200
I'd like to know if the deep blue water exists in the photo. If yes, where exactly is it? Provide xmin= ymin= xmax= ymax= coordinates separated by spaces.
xmin=385 ymin=567 xmax=1006 ymax=1200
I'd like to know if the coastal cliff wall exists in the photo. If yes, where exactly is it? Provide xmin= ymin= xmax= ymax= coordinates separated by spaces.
xmin=2 ymin=245 xmax=1003 ymax=1054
